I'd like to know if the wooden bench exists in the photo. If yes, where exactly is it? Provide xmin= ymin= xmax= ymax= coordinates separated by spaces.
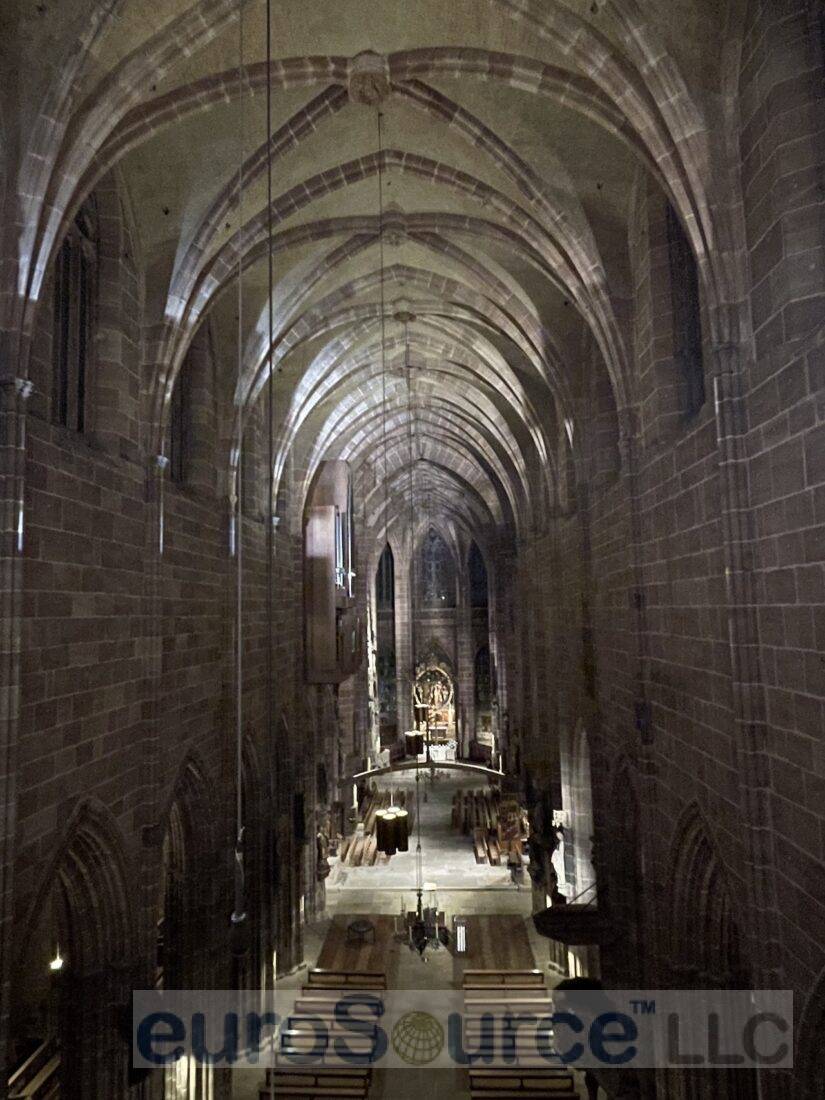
xmin=464 ymin=992 xmax=553 ymax=1009
xmin=463 ymin=969 xmax=546 ymax=988
xmin=294 ymin=999 xmax=379 ymax=1012
xmin=469 ymin=1067 xmax=577 ymax=1098
xmin=261 ymin=1066 xmax=371 ymax=1098
xmin=293 ymin=1000 xmax=383 ymax=1020
xmin=463 ymin=1011 xmax=553 ymax=1024
xmin=462 ymin=1028 xmax=555 ymax=1060
xmin=277 ymin=1034 xmax=377 ymax=1060
xmin=306 ymin=969 xmax=386 ymax=990
xmin=469 ymin=1087 xmax=579 ymax=1098
xmin=473 ymin=828 xmax=488 ymax=863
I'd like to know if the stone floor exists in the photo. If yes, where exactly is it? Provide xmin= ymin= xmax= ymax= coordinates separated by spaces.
xmin=231 ymin=774 xmax=588 ymax=1099
xmin=327 ymin=771 xmax=524 ymax=893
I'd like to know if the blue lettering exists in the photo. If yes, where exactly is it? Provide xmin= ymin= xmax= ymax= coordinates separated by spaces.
xmin=551 ymin=1011 xmax=584 ymax=1064
xmin=192 ymin=1011 xmax=239 ymax=1066
xmin=589 ymin=1011 xmax=638 ymax=1065
xmin=136 ymin=1012 xmax=185 ymax=1066
xmin=447 ymin=1012 xmax=496 ymax=1066
xmin=334 ymin=995 xmax=386 ymax=1065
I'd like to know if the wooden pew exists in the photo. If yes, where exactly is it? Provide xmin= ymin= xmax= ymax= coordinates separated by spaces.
xmin=468 ymin=1068 xmax=578 ymax=1098
xmin=277 ymin=1026 xmax=377 ymax=1059
xmin=473 ymin=828 xmax=488 ymax=864
xmin=464 ymin=999 xmax=552 ymax=1016
xmin=463 ymin=969 xmax=546 ymax=988
xmin=464 ymin=986 xmax=551 ymax=1000
xmin=272 ymin=972 xmax=384 ymax=1079
xmin=261 ymin=1066 xmax=371 ymax=1098
xmin=486 ymin=833 xmax=501 ymax=865
xmin=306 ymin=969 xmax=386 ymax=990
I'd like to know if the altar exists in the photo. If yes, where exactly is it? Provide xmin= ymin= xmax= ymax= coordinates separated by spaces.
xmin=413 ymin=664 xmax=455 ymax=741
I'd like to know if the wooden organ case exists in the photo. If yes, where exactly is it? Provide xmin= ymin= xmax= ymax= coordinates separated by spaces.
xmin=304 ymin=460 xmax=363 ymax=683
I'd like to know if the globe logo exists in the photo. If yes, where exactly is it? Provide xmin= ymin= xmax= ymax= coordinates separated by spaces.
xmin=391 ymin=1011 xmax=445 ymax=1065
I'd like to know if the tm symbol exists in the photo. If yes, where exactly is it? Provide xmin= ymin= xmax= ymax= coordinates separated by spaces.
xmin=631 ymin=1000 xmax=656 ymax=1015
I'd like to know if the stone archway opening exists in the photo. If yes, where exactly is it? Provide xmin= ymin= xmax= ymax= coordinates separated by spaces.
xmin=666 ymin=810 xmax=759 ymax=1100
xmin=9 ymin=807 xmax=135 ymax=1098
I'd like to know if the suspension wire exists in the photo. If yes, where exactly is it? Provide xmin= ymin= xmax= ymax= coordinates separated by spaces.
xmin=376 ymin=110 xmax=390 ymax=557
xmin=232 ymin=0 xmax=246 ymax=928
xmin=406 ymin=318 xmax=417 ymax=682
xmin=265 ymin=0 xmax=276 ymax=948
xmin=405 ymin=319 xmax=424 ymax=912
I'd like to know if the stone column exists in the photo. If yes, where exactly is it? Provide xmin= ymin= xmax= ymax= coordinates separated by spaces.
xmin=394 ymin=542 xmax=413 ymax=738
xmin=456 ymin=567 xmax=474 ymax=758
xmin=0 ymin=373 xmax=32 ymax=1089
xmin=711 ymin=343 xmax=781 ymax=992
xmin=613 ymin=411 xmax=660 ymax=988
xmin=488 ymin=543 xmax=512 ymax=759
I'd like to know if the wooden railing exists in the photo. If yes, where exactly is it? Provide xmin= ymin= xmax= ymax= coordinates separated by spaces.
xmin=8 ymin=1040 xmax=60 ymax=1099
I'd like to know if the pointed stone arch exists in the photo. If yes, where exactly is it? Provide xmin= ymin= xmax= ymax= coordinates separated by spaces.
xmin=664 ymin=803 xmax=759 ymax=1099
xmin=602 ymin=757 xmax=645 ymax=987
xmin=240 ymin=734 xmax=269 ymax=992
xmin=17 ymin=799 xmax=135 ymax=977
xmin=666 ymin=803 xmax=751 ymax=987
xmin=13 ymin=799 xmax=136 ymax=1096
xmin=157 ymin=753 xmax=218 ymax=992
xmin=797 ymin=964 xmax=825 ymax=1100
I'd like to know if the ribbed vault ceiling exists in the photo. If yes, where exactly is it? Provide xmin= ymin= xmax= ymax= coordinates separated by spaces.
xmin=6 ymin=0 xmax=750 ymax=548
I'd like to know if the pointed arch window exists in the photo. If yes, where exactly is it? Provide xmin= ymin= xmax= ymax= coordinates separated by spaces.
xmin=666 ymin=201 xmax=705 ymax=416
xmin=376 ymin=542 xmax=395 ymax=610
xmin=468 ymin=541 xmax=488 ymax=609
xmin=168 ymin=352 xmax=192 ymax=484
xmin=419 ymin=528 xmax=456 ymax=608
xmin=474 ymin=645 xmax=492 ymax=711
xmin=375 ymin=543 xmax=397 ymax=738
xmin=52 ymin=201 xmax=97 ymax=432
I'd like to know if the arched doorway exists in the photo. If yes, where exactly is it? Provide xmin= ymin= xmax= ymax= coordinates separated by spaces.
xmin=240 ymin=739 xmax=266 ymax=995
xmin=10 ymin=803 xmax=135 ymax=1098
xmin=604 ymin=763 xmax=644 ymax=988
xmin=667 ymin=808 xmax=758 ymax=1100
xmin=158 ymin=759 xmax=217 ymax=1099
xmin=158 ymin=759 xmax=215 ymax=994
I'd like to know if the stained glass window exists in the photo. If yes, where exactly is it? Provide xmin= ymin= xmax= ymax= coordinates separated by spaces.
xmin=419 ymin=528 xmax=456 ymax=608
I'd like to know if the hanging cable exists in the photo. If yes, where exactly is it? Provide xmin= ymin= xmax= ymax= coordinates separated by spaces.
xmin=231 ymin=0 xmax=247 ymax=941
xmin=406 ymin=318 xmax=417 ymax=680
xmin=404 ymin=318 xmax=424 ymax=916
xmin=376 ymin=110 xmax=390 ymax=556
xmin=265 ymin=0 xmax=276 ymax=972
xmin=374 ymin=106 xmax=395 ymax=767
